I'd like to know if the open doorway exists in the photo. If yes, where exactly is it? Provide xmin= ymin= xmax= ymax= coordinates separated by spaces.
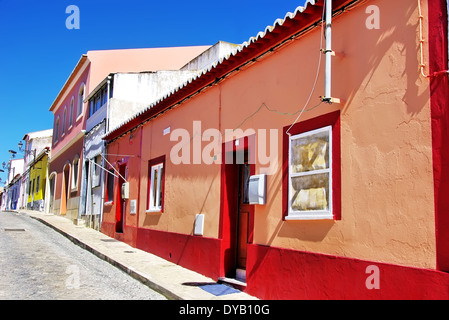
xmin=220 ymin=139 xmax=255 ymax=284
xmin=115 ymin=164 xmax=127 ymax=233
xmin=48 ymin=173 xmax=56 ymax=213
xmin=61 ymin=164 xmax=70 ymax=215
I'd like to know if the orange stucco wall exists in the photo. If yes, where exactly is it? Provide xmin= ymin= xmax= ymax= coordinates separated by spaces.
xmin=139 ymin=88 xmax=222 ymax=238
xmin=105 ymin=0 xmax=436 ymax=270
xmin=229 ymin=0 xmax=434 ymax=269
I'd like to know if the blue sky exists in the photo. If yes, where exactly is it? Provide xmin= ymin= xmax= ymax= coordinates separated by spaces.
xmin=0 ymin=0 xmax=307 ymax=184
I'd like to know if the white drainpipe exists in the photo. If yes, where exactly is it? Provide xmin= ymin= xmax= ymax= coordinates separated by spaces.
xmin=323 ymin=0 xmax=340 ymax=104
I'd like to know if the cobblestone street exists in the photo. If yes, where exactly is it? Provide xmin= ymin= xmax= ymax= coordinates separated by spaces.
xmin=0 ymin=211 xmax=166 ymax=300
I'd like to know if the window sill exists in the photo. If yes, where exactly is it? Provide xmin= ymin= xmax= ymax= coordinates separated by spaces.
xmin=285 ymin=213 xmax=334 ymax=221
xmin=104 ymin=201 xmax=113 ymax=206
xmin=146 ymin=209 xmax=162 ymax=215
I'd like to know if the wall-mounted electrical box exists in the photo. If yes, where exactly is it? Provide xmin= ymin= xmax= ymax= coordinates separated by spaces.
xmin=248 ymin=174 xmax=267 ymax=205
xmin=121 ymin=182 xmax=130 ymax=200
xmin=194 ymin=214 xmax=205 ymax=236
xmin=130 ymin=200 xmax=137 ymax=214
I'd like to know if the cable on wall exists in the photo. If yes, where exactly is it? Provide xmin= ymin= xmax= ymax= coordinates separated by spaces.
xmin=285 ymin=0 xmax=327 ymax=136
xmin=418 ymin=0 xmax=449 ymax=78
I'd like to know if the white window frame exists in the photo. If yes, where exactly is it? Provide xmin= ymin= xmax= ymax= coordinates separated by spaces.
xmin=69 ymin=97 xmax=74 ymax=128
xmin=147 ymin=162 xmax=163 ymax=212
xmin=77 ymin=84 xmax=85 ymax=120
xmin=62 ymin=107 xmax=67 ymax=136
xmin=54 ymin=116 xmax=60 ymax=144
xmin=287 ymin=125 xmax=333 ymax=220
xmin=71 ymin=156 xmax=80 ymax=191
xmin=91 ymin=155 xmax=101 ymax=188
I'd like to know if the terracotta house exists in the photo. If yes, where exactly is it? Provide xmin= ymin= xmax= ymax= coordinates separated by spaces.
xmin=102 ymin=0 xmax=449 ymax=299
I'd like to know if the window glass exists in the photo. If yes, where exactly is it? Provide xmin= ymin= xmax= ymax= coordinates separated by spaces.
xmin=62 ymin=108 xmax=67 ymax=134
xmin=290 ymin=130 xmax=329 ymax=174
xmin=72 ymin=158 xmax=79 ymax=189
xmin=69 ymin=100 xmax=74 ymax=126
xmin=36 ymin=176 xmax=40 ymax=195
xmin=106 ymin=170 xmax=114 ymax=202
xmin=288 ymin=126 xmax=332 ymax=219
xmin=148 ymin=162 xmax=164 ymax=211
xmin=77 ymin=86 xmax=84 ymax=117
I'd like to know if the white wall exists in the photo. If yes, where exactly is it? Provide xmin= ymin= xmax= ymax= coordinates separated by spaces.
xmin=108 ymin=70 xmax=200 ymax=131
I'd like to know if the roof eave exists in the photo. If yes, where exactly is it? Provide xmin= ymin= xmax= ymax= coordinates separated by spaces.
xmin=49 ymin=54 xmax=89 ymax=113
xmin=103 ymin=0 xmax=361 ymax=142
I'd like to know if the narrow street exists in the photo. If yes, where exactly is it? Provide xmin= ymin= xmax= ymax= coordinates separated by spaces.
xmin=0 ymin=211 xmax=166 ymax=300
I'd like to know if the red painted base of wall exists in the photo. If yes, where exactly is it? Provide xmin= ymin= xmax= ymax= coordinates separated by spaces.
xmin=136 ymin=228 xmax=222 ymax=280
xmin=246 ymin=244 xmax=449 ymax=300
xmin=101 ymin=222 xmax=222 ymax=279
xmin=101 ymin=222 xmax=449 ymax=299
xmin=101 ymin=221 xmax=115 ymax=237
xmin=101 ymin=222 xmax=137 ymax=247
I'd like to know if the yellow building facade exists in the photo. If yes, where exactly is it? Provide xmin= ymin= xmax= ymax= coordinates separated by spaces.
xmin=27 ymin=151 xmax=49 ymax=211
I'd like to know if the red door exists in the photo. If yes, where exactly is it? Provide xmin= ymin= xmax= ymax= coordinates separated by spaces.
xmin=116 ymin=164 xmax=127 ymax=233
xmin=237 ymin=163 xmax=251 ymax=270
xmin=220 ymin=146 xmax=254 ymax=281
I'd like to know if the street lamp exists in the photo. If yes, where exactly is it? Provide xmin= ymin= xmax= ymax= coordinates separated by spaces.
xmin=1 ymin=161 xmax=12 ymax=185
xmin=17 ymin=141 xmax=36 ymax=158
xmin=8 ymin=150 xmax=17 ymax=158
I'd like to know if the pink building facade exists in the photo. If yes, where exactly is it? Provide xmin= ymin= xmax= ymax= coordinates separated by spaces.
xmin=48 ymin=46 xmax=212 ymax=221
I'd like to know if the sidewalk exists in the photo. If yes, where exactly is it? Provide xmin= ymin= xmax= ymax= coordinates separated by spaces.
xmin=17 ymin=209 xmax=257 ymax=300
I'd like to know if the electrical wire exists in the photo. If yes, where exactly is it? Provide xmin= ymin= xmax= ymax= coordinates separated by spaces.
xmin=235 ymin=100 xmax=323 ymax=130
xmin=100 ymin=154 xmax=128 ymax=182
xmin=285 ymin=0 xmax=326 ymax=136
xmin=236 ymin=1 xmax=327 ymax=133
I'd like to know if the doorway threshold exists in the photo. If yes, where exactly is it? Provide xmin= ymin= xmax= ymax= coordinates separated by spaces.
xmin=218 ymin=269 xmax=247 ymax=290
xmin=218 ymin=277 xmax=247 ymax=289
xmin=236 ymin=268 xmax=246 ymax=282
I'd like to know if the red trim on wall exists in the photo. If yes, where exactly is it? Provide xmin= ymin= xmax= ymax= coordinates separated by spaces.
xmin=101 ymin=221 xmax=115 ymax=238
xmin=136 ymin=227 xmax=222 ymax=280
xmin=219 ymin=136 xmax=256 ymax=278
xmin=282 ymin=111 xmax=341 ymax=220
xmin=246 ymin=244 xmax=449 ymax=300
xmin=101 ymin=221 xmax=137 ymax=246
xmin=219 ymin=160 xmax=239 ymax=277
xmin=428 ymin=0 xmax=449 ymax=272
